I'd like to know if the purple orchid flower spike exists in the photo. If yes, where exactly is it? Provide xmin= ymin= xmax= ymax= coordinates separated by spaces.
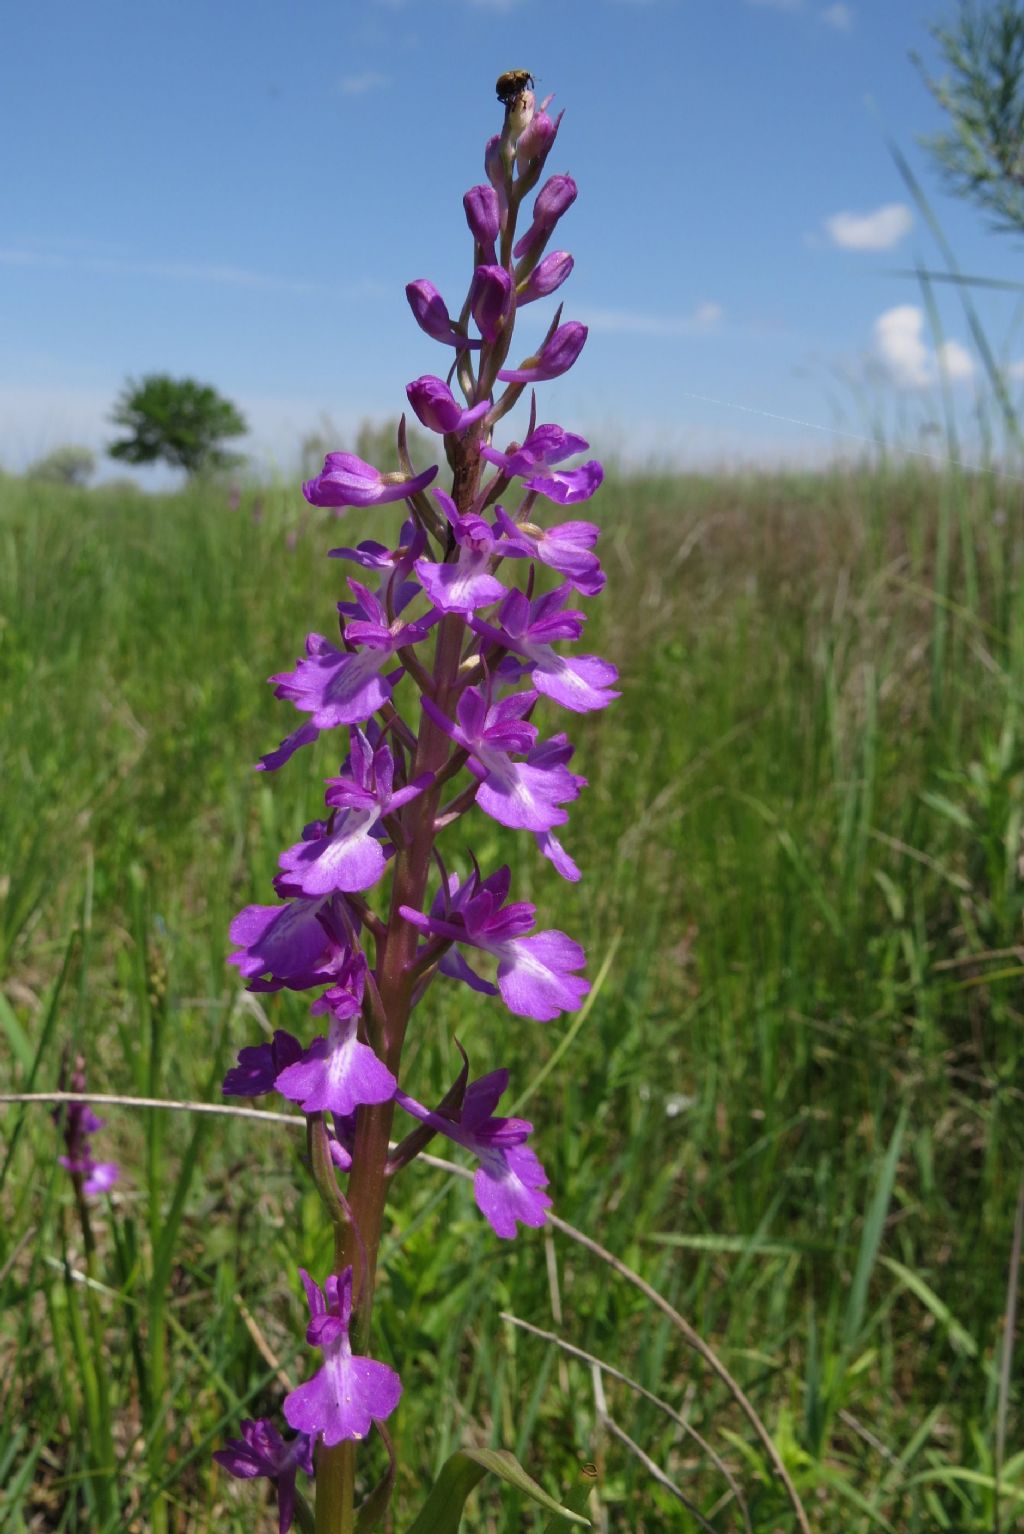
xmin=406 ymin=279 xmax=482 ymax=350
xmin=214 ymin=1418 xmax=315 ymax=1534
xmin=423 ymin=687 xmax=584 ymax=832
xmin=415 ymin=492 xmax=509 ymax=614
xmin=223 ymin=75 xmax=619 ymax=1530
xmin=402 ymin=866 xmax=590 ymax=1021
xmin=56 ymin=1058 xmax=121 ymax=1196
xmin=472 ymin=586 xmax=620 ymax=713
xmin=276 ymin=955 xmax=397 ymax=1117
xmin=284 ymin=1268 xmax=402 ymax=1446
xmin=397 ymin=1068 xmax=551 ymax=1238
xmin=406 ymin=376 xmax=490 ymax=436
xmin=494 ymin=508 xmax=605 ymax=595
xmin=303 ymin=452 xmax=437 ymax=511
xmin=497 ymin=321 xmax=588 ymax=384
xmin=481 ymin=422 xmax=603 ymax=506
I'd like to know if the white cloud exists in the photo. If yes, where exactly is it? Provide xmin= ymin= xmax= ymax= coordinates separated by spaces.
xmin=338 ymin=70 xmax=390 ymax=96
xmin=874 ymin=307 xmax=932 ymax=389
xmin=577 ymin=302 xmax=725 ymax=337
xmin=825 ymin=202 xmax=912 ymax=251
xmin=821 ymin=2 xmax=852 ymax=29
xmin=936 ymin=339 xmax=975 ymax=382
xmin=873 ymin=305 xmax=974 ymax=390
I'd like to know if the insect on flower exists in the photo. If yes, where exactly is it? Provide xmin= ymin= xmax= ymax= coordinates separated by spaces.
xmin=496 ymin=68 xmax=534 ymax=106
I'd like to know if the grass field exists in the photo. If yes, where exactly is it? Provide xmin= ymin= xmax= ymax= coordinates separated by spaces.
xmin=1 ymin=460 xmax=1022 ymax=1532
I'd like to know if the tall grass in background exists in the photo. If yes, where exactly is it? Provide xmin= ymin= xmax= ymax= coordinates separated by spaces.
xmin=1 ymin=435 xmax=1021 ymax=1531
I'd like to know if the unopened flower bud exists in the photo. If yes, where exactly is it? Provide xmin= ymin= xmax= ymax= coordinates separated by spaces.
xmin=517 ymin=250 xmax=574 ymax=305
xmin=516 ymin=109 xmax=561 ymax=176
xmin=497 ymin=320 xmax=588 ymax=383
xmin=405 ymin=279 xmax=481 ymax=350
xmin=463 ymin=184 xmax=500 ymax=262
xmin=470 ymin=264 xmax=513 ymax=344
xmin=406 ymin=375 xmax=490 ymax=435
xmin=513 ymin=174 xmax=578 ymax=264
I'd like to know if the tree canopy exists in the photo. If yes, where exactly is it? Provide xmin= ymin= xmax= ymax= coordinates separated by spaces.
xmin=108 ymin=375 xmax=247 ymax=477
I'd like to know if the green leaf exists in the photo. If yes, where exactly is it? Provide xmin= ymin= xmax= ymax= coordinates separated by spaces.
xmin=403 ymin=1449 xmax=591 ymax=1534
xmin=879 ymin=1256 xmax=979 ymax=1358
xmin=0 ymin=989 xmax=33 ymax=1073
xmin=841 ymin=1109 xmax=906 ymax=1354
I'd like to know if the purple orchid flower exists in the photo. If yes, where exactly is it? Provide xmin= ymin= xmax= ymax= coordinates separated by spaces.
xmin=402 ymin=866 xmax=589 ymax=1021
xmin=257 ymin=720 xmax=322 ymax=774
xmin=406 ymin=376 xmax=490 ymax=436
xmin=472 ymin=586 xmax=620 ymax=713
xmin=423 ymin=687 xmax=584 ymax=832
xmin=463 ymin=184 xmax=500 ymax=263
xmin=228 ymin=894 xmax=361 ymax=994
xmin=493 ymin=508 xmax=605 ymax=595
xmin=470 ymin=264 xmax=513 ymax=344
xmin=223 ymin=1030 xmax=304 ymax=1097
xmin=415 ymin=492 xmax=509 ymax=614
xmin=214 ymin=1418 xmax=315 ymax=1534
xmin=515 ymin=106 xmax=563 ymax=177
xmin=497 ymin=321 xmax=588 ymax=384
xmin=229 ymin=897 xmax=332 ymax=984
xmin=397 ymin=1069 xmax=551 ymax=1238
xmin=270 ymin=586 xmax=435 ymax=730
xmin=517 ymin=250 xmax=573 ymax=306
xmin=55 ymin=1059 xmax=120 ymax=1197
xmin=276 ymin=814 xmax=385 ymax=898
xmin=303 ymin=452 xmax=437 ymax=512
xmin=276 ymin=733 xmax=428 ymax=899
xmin=284 ymin=1268 xmax=402 ymax=1447
xmin=513 ymin=174 xmax=577 ymax=266
xmin=275 ymin=955 xmax=397 ymax=1117
xmin=406 ymin=279 xmax=482 ymax=349
xmin=328 ymin=517 xmax=425 ymax=575
xmin=481 ymin=423 xmax=603 ymax=505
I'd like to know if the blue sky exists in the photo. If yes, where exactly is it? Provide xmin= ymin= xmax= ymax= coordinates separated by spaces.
xmin=5 ymin=0 xmax=1024 ymax=481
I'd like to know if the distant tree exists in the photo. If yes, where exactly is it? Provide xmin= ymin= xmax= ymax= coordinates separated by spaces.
xmin=108 ymin=374 xmax=247 ymax=477
xmin=26 ymin=444 xmax=96 ymax=486
xmin=917 ymin=0 xmax=1024 ymax=234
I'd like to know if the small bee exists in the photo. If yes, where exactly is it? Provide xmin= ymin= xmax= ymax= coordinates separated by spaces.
xmin=496 ymin=69 xmax=535 ymax=107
